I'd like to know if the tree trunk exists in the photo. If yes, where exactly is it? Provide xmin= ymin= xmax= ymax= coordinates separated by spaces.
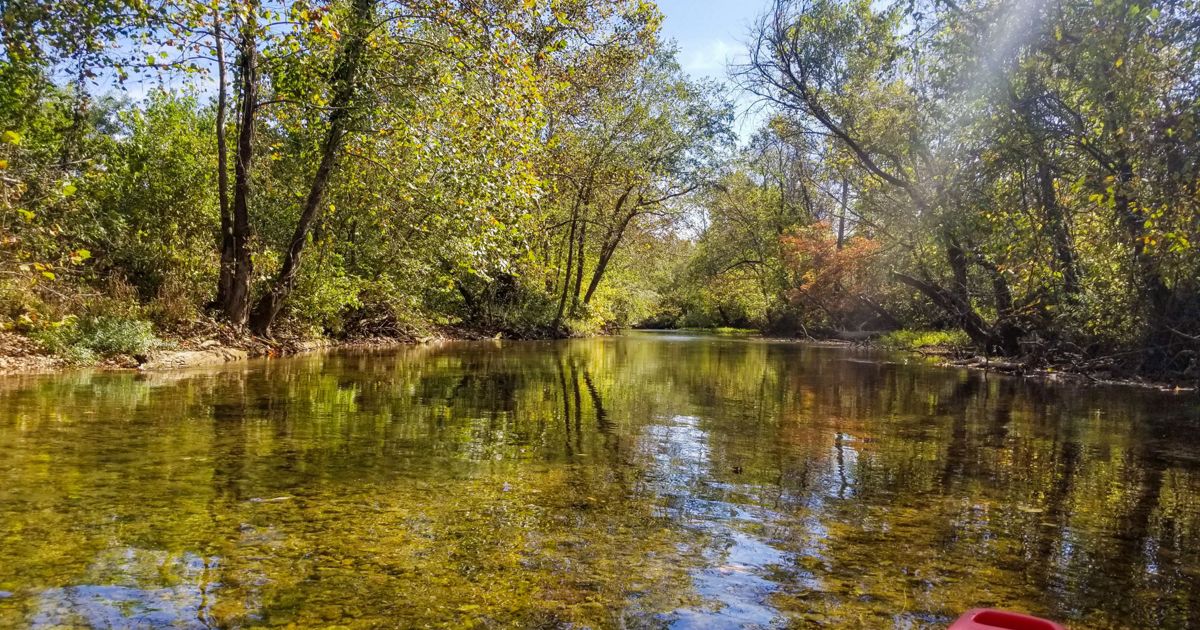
xmin=1111 ymin=154 xmax=1178 ymax=372
xmin=1008 ymin=74 xmax=1078 ymax=299
xmin=223 ymin=12 xmax=258 ymax=326
xmin=553 ymin=201 xmax=579 ymax=330
xmin=456 ymin=280 xmax=478 ymax=320
xmin=249 ymin=0 xmax=374 ymax=337
xmin=1036 ymin=161 xmax=1078 ymax=296
xmin=581 ymin=245 xmax=615 ymax=307
xmin=891 ymin=271 xmax=1000 ymax=353
xmin=554 ymin=177 xmax=592 ymax=330
xmin=570 ymin=202 xmax=588 ymax=313
xmin=836 ymin=177 xmax=848 ymax=249
xmin=973 ymin=251 xmax=1023 ymax=356
xmin=213 ymin=7 xmax=234 ymax=309
xmin=582 ymin=188 xmax=635 ymax=306
xmin=59 ymin=69 xmax=89 ymax=170
xmin=1113 ymin=155 xmax=1171 ymax=317
xmin=947 ymin=238 xmax=971 ymax=307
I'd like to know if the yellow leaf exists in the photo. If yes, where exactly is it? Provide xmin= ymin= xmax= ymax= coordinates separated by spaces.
xmin=41 ymin=271 xmax=55 ymax=280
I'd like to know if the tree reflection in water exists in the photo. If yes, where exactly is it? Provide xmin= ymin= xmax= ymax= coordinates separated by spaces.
xmin=0 ymin=332 xmax=1197 ymax=628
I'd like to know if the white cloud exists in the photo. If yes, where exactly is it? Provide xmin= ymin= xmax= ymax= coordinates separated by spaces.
xmin=680 ymin=39 xmax=741 ymax=79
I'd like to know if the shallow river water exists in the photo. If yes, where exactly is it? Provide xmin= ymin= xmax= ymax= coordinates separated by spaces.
xmin=1 ymin=332 xmax=1198 ymax=628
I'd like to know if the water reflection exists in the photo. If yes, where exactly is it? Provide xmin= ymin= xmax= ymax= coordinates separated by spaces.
xmin=30 ymin=548 xmax=215 ymax=629
xmin=644 ymin=415 xmax=789 ymax=628
xmin=0 ymin=333 xmax=1197 ymax=628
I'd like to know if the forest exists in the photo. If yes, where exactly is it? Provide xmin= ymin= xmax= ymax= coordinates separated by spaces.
xmin=1 ymin=0 xmax=1198 ymax=381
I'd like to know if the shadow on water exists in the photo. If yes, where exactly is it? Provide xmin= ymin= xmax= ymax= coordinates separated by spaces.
xmin=0 ymin=332 xmax=1198 ymax=628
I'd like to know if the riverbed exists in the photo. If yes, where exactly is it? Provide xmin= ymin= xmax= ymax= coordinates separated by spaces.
xmin=1 ymin=332 xmax=1197 ymax=628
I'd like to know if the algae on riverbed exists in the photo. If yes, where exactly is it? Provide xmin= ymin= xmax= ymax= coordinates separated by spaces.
xmin=1 ymin=333 xmax=1198 ymax=628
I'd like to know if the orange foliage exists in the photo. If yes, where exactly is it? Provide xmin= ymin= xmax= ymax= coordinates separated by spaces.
xmin=781 ymin=221 xmax=880 ymax=316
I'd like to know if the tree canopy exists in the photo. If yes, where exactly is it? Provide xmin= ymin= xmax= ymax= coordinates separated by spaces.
xmin=1 ymin=0 xmax=1197 ymax=380
xmin=670 ymin=0 xmax=1199 ymax=379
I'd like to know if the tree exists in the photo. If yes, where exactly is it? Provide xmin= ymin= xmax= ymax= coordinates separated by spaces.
xmin=700 ymin=0 xmax=1199 ymax=373
xmin=248 ymin=0 xmax=377 ymax=335
xmin=542 ymin=49 xmax=731 ymax=330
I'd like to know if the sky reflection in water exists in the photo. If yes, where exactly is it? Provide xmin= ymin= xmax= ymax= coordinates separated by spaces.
xmin=1 ymin=333 xmax=1198 ymax=628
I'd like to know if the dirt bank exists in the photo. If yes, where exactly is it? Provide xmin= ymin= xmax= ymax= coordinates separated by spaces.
xmin=0 ymin=329 xmax=444 ymax=377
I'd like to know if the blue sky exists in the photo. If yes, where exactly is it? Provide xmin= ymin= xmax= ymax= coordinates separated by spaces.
xmin=656 ymin=0 xmax=769 ymax=137
xmin=657 ymin=0 xmax=762 ymax=81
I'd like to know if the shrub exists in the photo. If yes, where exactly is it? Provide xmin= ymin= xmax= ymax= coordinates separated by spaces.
xmin=0 ymin=278 xmax=46 ymax=325
xmin=80 ymin=316 xmax=159 ymax=356
xmin=30 ymin=314 xmax=161 ymax=361
xmin=144 ymin=275 xmax=204 ymax=331
xmin=879 ymin=329 xmax=973 ymax=353
xmin=29 ymin=316 xmax=86 ymax=356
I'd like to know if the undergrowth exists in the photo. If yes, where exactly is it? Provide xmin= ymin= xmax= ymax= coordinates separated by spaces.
xmin=28 ymin=315 xmax=165 ymax=363
xmin=878 ymin=329 xmax=972 ymax=353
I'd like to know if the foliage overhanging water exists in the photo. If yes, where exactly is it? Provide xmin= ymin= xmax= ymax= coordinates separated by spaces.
xmin=1 ymin=332 xmax=1198 ymax=628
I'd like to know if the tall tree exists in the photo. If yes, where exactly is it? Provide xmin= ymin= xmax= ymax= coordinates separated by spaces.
xmin=248 ymin=0 xmax=376 ymax=335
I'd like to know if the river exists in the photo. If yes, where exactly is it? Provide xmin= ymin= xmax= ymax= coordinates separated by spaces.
xmin=1 ymin=332 xmax=1197 ymax=628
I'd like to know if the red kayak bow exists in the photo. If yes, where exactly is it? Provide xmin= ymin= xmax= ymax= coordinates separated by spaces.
xmin=949 ymin=609 xmax=1067 ymax=630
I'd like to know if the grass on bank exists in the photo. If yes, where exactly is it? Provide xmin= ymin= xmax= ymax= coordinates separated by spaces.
xmin=674 ymin=327 xmax=760 ymax=336
xmin=878 ymin=329 xmax=972 ymax=353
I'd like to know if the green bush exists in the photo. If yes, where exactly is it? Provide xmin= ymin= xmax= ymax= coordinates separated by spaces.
xmin=678 ymin=326 xmax=759 ymax=335
xmin=879 ymin=329 xmax=973 ymax=353
xmin=30 ymin=314 xmax=161 ymax=361
xmin=288 ymin=264 xmax=364 ymax=338
xmin=0 ymin=279 xmax=47 ymax=326
xmin=29 ymin=316 xmax=86 ymax=358
xmin=81 ymin=316 xmax=159 ymax=356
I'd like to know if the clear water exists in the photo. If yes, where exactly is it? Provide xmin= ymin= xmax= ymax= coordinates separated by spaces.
xmin=1 ymin=332 xmax=1197 ymax=628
